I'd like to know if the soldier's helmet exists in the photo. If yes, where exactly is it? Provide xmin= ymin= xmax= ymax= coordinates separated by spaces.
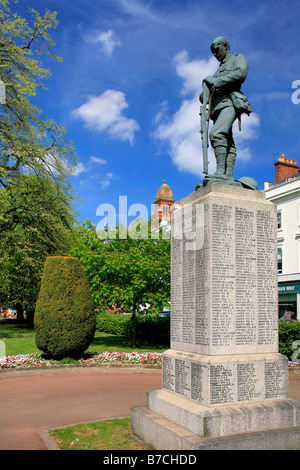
xmin=238 ymin=177 xmax=258 ymax=190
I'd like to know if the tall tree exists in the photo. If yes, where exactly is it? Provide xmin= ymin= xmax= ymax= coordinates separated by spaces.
xmin=0 ymin=174 xmax=76 ymax=319
xmin=0 ymin=1 xmax=78 ymax=318
xmin=70 ymin=220 xmax=171 ymax=347
xmin=0 ymin=0 xmax=76 ymax=189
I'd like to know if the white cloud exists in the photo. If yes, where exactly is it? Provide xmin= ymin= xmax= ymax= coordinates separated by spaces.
xmin=94 ymin=29 xmax=121 ymax=56
xmin=154 ymin=51 xmax=216 ymax=176
xmin=154 ymin=50 xmax=260 ymax=176
xmin=174 ymin=50 xmax=217 ymax=96
xmin=233 ymin=113 xmax=260 ymax=161
xmin=101 ymin=172 xmax=114 ymax=189
xmin=72 ymin=90 xmax=140 ymax=145
xmin=118 ymin=0 xmax=157 ymax=21
xmin=72 ymin=162 xmax=87 ymax=176
xmin=72 ymin=155 xmax=108 ymax=177
xmin=90 ymin=156 xmax=107 ymax=164
xmin=75 ymin=167 xmax=116 ymax=189
xmin=155 ymin=97 xmax=214 ymax=176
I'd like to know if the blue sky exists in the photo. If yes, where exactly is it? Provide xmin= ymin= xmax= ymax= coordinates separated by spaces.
xmin=13 ymin=0 xmax=300 ymax=227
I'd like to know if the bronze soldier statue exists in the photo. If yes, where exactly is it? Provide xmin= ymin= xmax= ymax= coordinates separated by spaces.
xmin=199 ymin=36 xmax=253 ymax=188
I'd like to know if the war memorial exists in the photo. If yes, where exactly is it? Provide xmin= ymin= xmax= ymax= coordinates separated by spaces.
xmin=130 ymin=37 xmax=300 ymax=450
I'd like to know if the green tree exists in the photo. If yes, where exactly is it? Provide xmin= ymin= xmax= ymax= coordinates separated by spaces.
xmin=0 ymin=0 xmax=76 ymax=189
xmin=34 ymin=256 xmax=96 ymax=358
xmin=0 ymin=1 xmax=78 ymax=318
xmin=0 ymin=174 xmax=76 ymax=320
xmin=69 ymin=220 xmax=171 ymax=347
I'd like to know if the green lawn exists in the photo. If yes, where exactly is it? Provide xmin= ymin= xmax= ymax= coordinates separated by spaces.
xmin=0 ymin=320 xmax=167 ymax=356
xmin=49 ymin=417 xmax=146 ymax=450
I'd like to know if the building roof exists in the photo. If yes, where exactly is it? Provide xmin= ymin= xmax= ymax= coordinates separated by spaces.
xmin=154 ymin=179 xmax=174 ymax=203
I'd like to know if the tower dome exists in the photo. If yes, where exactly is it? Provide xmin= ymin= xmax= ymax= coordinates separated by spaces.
xmin=153 ymin=178 xmax=175 ymax=227
xmin=154 ymin=179 xmax=174 ymax=203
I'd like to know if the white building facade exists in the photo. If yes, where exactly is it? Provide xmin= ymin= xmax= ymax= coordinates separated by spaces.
xmin=264 ymin=155 xmax=300 ymax=320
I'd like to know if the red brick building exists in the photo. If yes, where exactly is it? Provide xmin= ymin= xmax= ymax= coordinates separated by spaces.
xmin=274 ymin=154 xmax=299 ymax=182
xmin=154 ymin=179 xmax=175 ymax=226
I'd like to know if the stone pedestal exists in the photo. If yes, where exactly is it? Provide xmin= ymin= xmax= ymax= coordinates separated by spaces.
xmin=131 ymin=185 xmax=300 ymax=450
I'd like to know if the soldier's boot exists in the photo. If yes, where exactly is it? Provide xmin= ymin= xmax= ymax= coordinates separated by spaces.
xmin=225 ymin=152 xmax=242 ymax=186
xmin=225 ymin=152 xmax=236 ymax=178
xmin=214 ymin=146 xmax=227 ymax=176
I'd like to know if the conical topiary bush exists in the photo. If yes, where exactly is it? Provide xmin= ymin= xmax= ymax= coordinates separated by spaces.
xmin=34 ymin=256 xmax=96 ymax=358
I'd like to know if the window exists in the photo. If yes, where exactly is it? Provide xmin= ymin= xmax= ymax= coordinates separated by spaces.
xmin=278 ymin=248 xmax=282 ymax=274
xmin=277 ymin=211 xmax=282 ymax=230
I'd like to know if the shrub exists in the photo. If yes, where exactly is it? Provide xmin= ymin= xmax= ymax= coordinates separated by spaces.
xmin=34 ymin=256 xmax=96 ymax=358
xmin=279 ymin=320 xmax=300 ymax=360
xmin=96 ymin=312 xmax=170 ymax=346
xmin=132 ymin=316 xmax=170 ymax=345
xmin=96 ymin=313 xmax=130 ymax=336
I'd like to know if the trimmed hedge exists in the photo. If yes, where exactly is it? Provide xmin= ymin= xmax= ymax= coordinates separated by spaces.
xmin=96 ymin=313 xmax=130 ymax=336
xmin=96 ymin=313 xmax=170 ymax=346
xmin=34 ymin=256 xmax=96 ymax=358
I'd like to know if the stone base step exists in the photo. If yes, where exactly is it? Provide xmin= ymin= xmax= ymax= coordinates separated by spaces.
xmin=130 ymin=405 xmax=300 ymax=450
xmin=147 ymin=388 xmax=300 ymax=437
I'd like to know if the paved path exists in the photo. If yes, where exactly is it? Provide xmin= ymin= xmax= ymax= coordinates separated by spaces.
xmin=0 ymin=367 xmax=162 ymax=450
xmin=0 ymin=367 xmax=299 ymax=450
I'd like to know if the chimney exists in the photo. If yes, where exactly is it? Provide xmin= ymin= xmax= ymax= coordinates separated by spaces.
xmin=274 ymin=154 xmax=299 ymax=182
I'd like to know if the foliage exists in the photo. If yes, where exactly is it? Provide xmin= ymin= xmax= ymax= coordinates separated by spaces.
xmin=34 ymin=256 xmax=96 ymax=358
xmin=96 ymin=313 xmax=130 ymax=336
xmin=279 ymin=320 xmax=300 ymax=361
xmin=0 ymin=174 xmax=76 ymax=316
xmin=69 ymin=220 xmax=170 ymax=346
xmin=0 ymin=0 xmax=76 ymax=189
xmin=0 ymin=1 xmax=77 ymax=316
xmin=133 ymin=315 xmax=170 ymax=346
xmin=96 ymin=312 xmax=170 ymax=345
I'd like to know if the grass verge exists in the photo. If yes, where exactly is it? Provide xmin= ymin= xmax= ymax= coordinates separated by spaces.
xmin=49 ymin=417 xmax=146 ymax=450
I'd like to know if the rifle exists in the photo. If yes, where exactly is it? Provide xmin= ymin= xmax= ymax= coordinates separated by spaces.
xmin=199 ymin=81 xmax=211 ymax=175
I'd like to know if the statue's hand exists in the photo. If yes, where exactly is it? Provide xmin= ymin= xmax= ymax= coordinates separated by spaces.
xmin=203 ymin=76 xmax=215 ymax=87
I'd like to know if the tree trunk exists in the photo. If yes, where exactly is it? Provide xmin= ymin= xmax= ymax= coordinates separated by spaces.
xmin=26 ymin=309 xmax=34 ymax=323
xmin=130 ymin=310 xmax=137 ymax=348
xmin=16 ymin=303 xmax=24 ymax=323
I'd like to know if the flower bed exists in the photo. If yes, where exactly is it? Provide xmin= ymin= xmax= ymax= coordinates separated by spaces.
xmin=79 ymin=351 xmax=162 ymax=366
xmin=1 ymin=353 xmax=299 ymax=371
xmin=0 ymin=353 xmax=60 ymax=369
xmin=0 ymin=352 xmax=162 ymax=369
